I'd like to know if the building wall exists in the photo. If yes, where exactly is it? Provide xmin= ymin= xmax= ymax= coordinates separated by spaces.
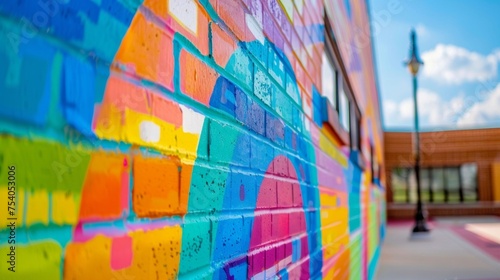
xmin=0 ymin=1 xmax=385 ymax=279
xmin=384 ymin=129 xmax=500 ymax=219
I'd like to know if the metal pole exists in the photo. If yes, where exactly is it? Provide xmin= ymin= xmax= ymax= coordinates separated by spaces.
xmin=412 ymin=75 xmax=429 ymax=233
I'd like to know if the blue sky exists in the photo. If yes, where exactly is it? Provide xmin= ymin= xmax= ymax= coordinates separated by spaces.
xmin=369 ymin=0 xmax=500 ymax=131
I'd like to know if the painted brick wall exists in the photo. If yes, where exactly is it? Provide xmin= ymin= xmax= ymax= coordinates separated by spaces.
xmin=0 ymin=0 xmax=385 ymax=279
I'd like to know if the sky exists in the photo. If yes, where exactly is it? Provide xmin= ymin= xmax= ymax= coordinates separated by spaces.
xmin=369 ymin=0 xmax=500 ymax=131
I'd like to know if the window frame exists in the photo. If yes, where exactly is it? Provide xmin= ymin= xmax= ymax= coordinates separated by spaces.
xmin=321 ymin=50 xmax=339 ymax=111
xmin=390 ymin=165 xmax=479 ymax=204
xmin=322 ymin=12 xmax=364 ymax=168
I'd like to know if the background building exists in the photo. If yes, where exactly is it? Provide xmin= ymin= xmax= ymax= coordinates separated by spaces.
xmin=0 ymin=0 xmax=385 ymax=279
xmin=385 ymin=128 xmax=500 ymax=219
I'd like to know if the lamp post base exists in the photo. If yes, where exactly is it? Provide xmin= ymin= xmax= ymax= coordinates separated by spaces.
xmin=412 ymin=222 xmax=430 ymax=233
xmin=412 ymin=211 xmax=430 ymax=233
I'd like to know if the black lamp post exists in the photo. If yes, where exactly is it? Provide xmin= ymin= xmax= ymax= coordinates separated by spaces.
xmin=405 ymin=29 xmax=430 ymax=233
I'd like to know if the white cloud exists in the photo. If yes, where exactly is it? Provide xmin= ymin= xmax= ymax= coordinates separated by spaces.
xmin=421 ymin=44 xmax=500 ymax=84
xmin=457 ymin=83 xmax=500 ymax=127
xmin=383 ymin=100 xmax=397 ymax=116
xmin=383 ymin=88 xmax=466 ymax=127
xmin=384 ymin=83 xmax=500 ymax=128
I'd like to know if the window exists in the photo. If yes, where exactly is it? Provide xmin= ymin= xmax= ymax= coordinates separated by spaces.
xmin=445 ymin=168 xmax=461 ymax=202
xmin=322 ymin=11 xmax=364 ymax=170
xmin=391 ymin=164 xmax=478 ymax=203
xmin=321 ymin=52 xmax=338 ymax=109
xmin=391 ymin=168 xmax=409 ymax=203
xmin=339 ymin=81 xmax=350 ymax=132
xmin=350 ymin=103 xmax=361 ymax=152
xmin=460 ymin=164 xmax=478 ymax=201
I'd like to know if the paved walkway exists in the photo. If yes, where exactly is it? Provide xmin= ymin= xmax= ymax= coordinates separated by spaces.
xmin=376 ymin=216 xmax=500 ymax=280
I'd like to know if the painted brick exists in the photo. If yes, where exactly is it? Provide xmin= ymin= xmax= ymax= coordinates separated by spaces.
xmin=250 ymin=135 xmax=274 ymax=172
xmin=179 ymin=216 xmax=212 ymax=274
xmin=256 ymin=176 xmax=277 ymax=209
xmin=0 ymin=0 xmax=386 ymax=278
xmin=79 ymin=152 xmax=129 ymax=221
xmin=180 ymin=49 xmax=219 ymax=105
xmin=132 ymin=155 xmax=180 ymax=217
xmin=212 ymin=215 xmax=250 ymax=261
xmin=277 ymin=181 xmax=294 ymax=208
xmin=254 ymin=68 xmax=272 ymax=106
xmin=229 ymin=168 xmax=257 ymax=210
xmin=215 ymin=0 xmax=247 ymax=41
xmin=187 ymin=164 xmax=228 ymax=213
xmin=144 ymin=0 xmax=210 ymax=55
xmin=210 ymin=22 xmax=237 ymax=68
xmin=246 ymin=99 xmax=266 ymax=136
xmin=209 ymin=120 xmax=250 ymax=167
xmin=114 ymin=10 xmax=175 ymax=90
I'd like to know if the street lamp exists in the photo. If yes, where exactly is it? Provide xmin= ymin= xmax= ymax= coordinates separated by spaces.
xmin=405 ymin=29 xmax=430 ymax=234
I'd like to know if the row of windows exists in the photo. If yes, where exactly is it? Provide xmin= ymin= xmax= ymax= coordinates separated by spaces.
xmin=321 ymin=51 xmax=353 ymax=141
xmin=391 ymin=164 xmax=478 ymax=203
xmin=321 ymin=14 xmax=379 ymax=183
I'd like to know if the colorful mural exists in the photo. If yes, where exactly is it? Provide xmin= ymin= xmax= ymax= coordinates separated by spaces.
xmin=0 ymin=0 xmax=385 ymax=279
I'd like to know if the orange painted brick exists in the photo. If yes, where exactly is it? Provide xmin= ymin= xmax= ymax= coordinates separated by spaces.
xmin=115 ymin=11 xmax=174 ymax=90
xmin=211 ymin=22 xmax=237 ymax=68
xmin=180 ymin=49 xmax=219 ymax=106
xmin=133 ymin=155 xmax=180 ymax=217
xmin=179 ymin=162 xmax=193 ymax=215
xmin=79 ymin=153 xmax=130 ymax=220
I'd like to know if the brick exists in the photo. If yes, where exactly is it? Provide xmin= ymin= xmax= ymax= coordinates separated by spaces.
xmin=248 ymin=249 xmax=266 ymax=277
xmin=180 ymin=49 xmax=219 ymax=105
xmin=115 ymin=10 xmax=174 ymax=90
xmin=209 ymin=120 xmax=247 ymax=165
xmin=215 ymin=0 xmax=247 ymax=40
xmin=229 ymin=169 xmax=257 ymax=210
xmin=266 ymin=111 xmax=285 ymax=146
xmin=270 ymin=212 xmax=289 ymax=245
xmin=256 ymin=176 xmax=277 ymax=209
xmin=250 ymin=136 xmax=274 ymax=172
xmin=79 ymin=152 xmax=129 ymax=221
xmin=179 ymin=216 xmax=212 ymax=274
xmin=277 ymin=180 xmax=293 ymax=208
xmin=273 ymin=155 xmax=289 ymax=177
xmin=212 ymin=215 xmax=251 ymax=261
xmin=247 ymin=99 xmax=266 ymax=136
xmin=210 ymin=22 xmax=237 ymax=68
xmin=144 ymin=0 xmax=210 ymax=55
xmin=0 ymin=0 xmax=387 ymax=278
xmin=132 ymin=155 xmax=180 ymax=217
xmin=293 ymin=183 xmax=303 ymax=207
xmin=188 ymin=164 xmax=228 ymax=213
xmin=254 ymin=68 xmax=272 ymax=106
xmin=268 ymin=47 xmax=285 ymax=86
xmin=265 ymin=246 xmax=276 ymax=275
xmin=227 ymin=49 xmax=254 ymax=90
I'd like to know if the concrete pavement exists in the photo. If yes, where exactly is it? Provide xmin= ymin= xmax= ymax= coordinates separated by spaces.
xmin=376 ymin=216 xmax=500 ymax=280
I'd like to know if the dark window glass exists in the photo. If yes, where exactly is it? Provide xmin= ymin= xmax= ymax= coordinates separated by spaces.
xmin=339 ymin=81 xmax=350 ymax=132
xmin=391 ymin=168 xmax=408 ymax=203
xmin=421 ymin=168 xmax=431 ymax=202
xmin=461 ymin=163 xmax=478 ymax=202
xmin=431 ymin=168 xmax=445 ymax=202
xmin=445 ymin=168 xmax=461 ymax=202
xmin=350 ymin=105 xmax=361 ymax=151
xmin=391 ymin=165 xmax=477 ymax=204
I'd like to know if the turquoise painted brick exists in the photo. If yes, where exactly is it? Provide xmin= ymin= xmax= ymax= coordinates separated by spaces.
xmin=179 ymin=215 xmax=212 ymax=275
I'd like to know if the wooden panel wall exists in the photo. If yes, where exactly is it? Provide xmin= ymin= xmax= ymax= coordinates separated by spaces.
xmin=384 ymin=128 xmax=500 ymax=204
